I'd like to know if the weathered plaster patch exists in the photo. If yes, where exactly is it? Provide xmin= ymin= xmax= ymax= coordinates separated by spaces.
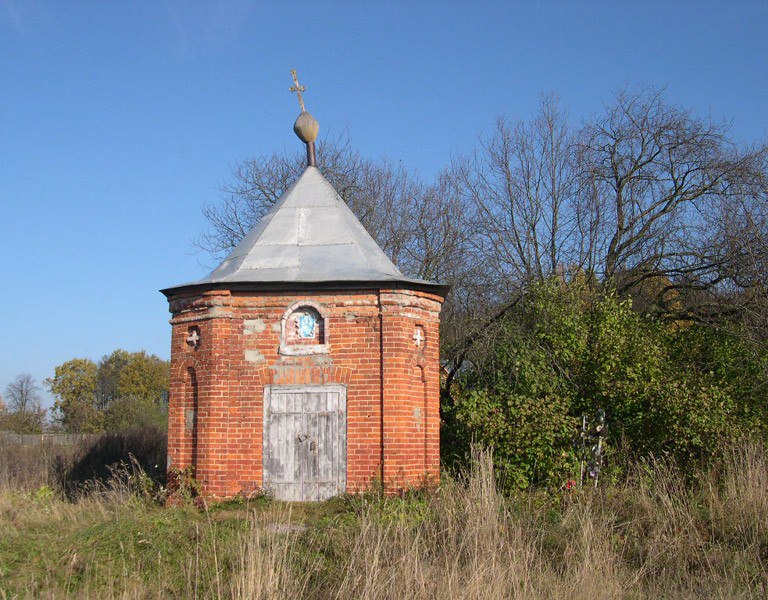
xmin=413 ymin=406 xmax=422 ymax=430
xmin=344 ymin=312 xmax=356 ymax=322
xmin=341 ymin=299 xmax=376 ymax=306
xmin=185 ymin=409 xmax=196 ymax=432
xmin=245 ymin=349 xmax=266 ymax=364
xmin=311 ymin=354 xmax=333 ymax=366
xmin=400 ymin=311 xmax=427 ymax=320
xmin=244 ymin=318 xmax=266 ymax=335
xmin=271 ymin=322 xmax=281 ymax=332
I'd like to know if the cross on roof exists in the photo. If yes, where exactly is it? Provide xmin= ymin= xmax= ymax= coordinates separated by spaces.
xmin=290 ymin=69 xmax=306 ymax=113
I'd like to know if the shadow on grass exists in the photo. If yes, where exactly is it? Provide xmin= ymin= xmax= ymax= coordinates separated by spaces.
xmin=61 ymin=426 xmax=167 ymax=497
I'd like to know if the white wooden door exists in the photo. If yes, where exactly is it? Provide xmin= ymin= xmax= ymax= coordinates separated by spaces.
xmin=263 ymin=384 xmax=347 ymax=501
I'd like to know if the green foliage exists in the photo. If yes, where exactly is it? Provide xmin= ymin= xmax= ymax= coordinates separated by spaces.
xmin=31 ymin=484 xmax=55 ymax=505
xmin=0 ymin=408 xmax=48 ymax=434
xmin=45 ymin=358 xmax=101 ymax=433
xmin=443 ymin=280 xmax=768 ymax=490
xmin=443 ymin=281 xmax=586 ymax=489
xmin=47 ymin=351 xmax=169 ymax=433
xmin=167 ymin=466 xmax=202 ymax=503
xmin=103 ymin=396 xmax=167 ymax=432
xmin=97 ymin=350 xmax=168 ymax=409
xmin=445 ymin=388 xmax=574 ymax=490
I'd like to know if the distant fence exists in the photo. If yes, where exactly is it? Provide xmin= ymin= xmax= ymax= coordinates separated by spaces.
xmin=0 ymin=431 xmax=98 ymax=446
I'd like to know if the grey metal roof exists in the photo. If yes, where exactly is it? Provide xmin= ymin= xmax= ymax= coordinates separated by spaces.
xmin=162 ymin=167 xmax=447 ymax=296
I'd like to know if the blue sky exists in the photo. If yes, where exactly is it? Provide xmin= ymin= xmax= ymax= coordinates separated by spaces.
xmin=1 ymin=1 xmax=767 ymax=410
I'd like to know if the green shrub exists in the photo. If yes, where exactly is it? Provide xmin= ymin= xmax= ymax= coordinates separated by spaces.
xmin=443 ymin=280 xmax=768 ymax=490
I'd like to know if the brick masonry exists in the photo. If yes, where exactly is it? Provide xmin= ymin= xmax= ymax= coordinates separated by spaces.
xmin=166 ymin=287 xmax=444 ymax=499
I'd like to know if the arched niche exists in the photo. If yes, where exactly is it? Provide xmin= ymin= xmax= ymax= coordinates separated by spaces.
xmin=279 ymin=300 xmax=330 ymax=356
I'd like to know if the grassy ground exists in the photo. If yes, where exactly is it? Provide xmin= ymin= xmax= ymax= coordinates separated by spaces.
xmin=1 ymin=441 xmax=767 ymax=599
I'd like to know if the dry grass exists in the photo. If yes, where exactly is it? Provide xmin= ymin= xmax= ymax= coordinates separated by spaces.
xmin=0 ymin=439 xmax=77 ymax=491
xmin=1 ymin=443 xmax=768 ymax=598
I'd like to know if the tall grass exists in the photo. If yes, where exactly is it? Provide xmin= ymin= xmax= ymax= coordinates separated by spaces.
xmin=1 ymin=440 xmax=767 ymax=598
xmin=0 ymin=438 xmax=76 ymax=491
xmin=0 ymin=427 xmax=166 ymax=495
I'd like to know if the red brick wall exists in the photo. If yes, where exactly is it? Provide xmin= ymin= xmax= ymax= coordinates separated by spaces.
xmin=166 ymin=287 xmax=443 ymax=499
xmin=380 ymin=291 xmax=442 ymax=488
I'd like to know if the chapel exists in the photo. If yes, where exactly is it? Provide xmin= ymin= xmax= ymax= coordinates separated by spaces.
xmin=161 ymin=73 xmax=447 ymax=500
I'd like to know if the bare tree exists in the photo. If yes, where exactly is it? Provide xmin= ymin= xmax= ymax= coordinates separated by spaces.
xmin=5 ymin=373 xmax=42 ymax=414
xmin=439 ymin=87 xmax=768 ymax=384
xmin=439 ymin=94 xmax=588 ymax=384
xmin=452 ymin=86 xmax=768 ymax=312
xmin=453 ymin=93 xmax=583 ymax=291
xmin=2 ymin=374 xmax=46 ymax=433
xmin=698 ymin=190 xmax=768 ymax=340
xmin=577 ymin=86 xmax=768 ymax=314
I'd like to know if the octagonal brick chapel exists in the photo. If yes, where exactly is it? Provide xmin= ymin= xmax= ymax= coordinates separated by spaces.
xmin=162 ymin=165 xmax=447 ymax=501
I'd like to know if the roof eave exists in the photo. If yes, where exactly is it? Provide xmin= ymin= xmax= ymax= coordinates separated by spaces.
xmin=160 ymin=278 xmax=451 ymax=299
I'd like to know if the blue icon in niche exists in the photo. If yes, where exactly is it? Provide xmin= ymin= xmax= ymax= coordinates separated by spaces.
xmin=298 ymin=313 xmax=316 ymax=338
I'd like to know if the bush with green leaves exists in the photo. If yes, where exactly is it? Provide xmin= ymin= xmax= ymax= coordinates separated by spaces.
xmin=47 ymin=350 xmax=169 ymax=433
xmin=442 ymin=280 xmax=768 ymax=491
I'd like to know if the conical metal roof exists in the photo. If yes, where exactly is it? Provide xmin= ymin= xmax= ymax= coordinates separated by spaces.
xmin=162 ymin=167 xmax=447 ymax=296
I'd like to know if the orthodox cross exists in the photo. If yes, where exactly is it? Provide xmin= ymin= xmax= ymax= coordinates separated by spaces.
xmin=413 ymin=328 xmax=424 ymax=347
xmin=290 ymin=69 xmax=306 ymax=112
